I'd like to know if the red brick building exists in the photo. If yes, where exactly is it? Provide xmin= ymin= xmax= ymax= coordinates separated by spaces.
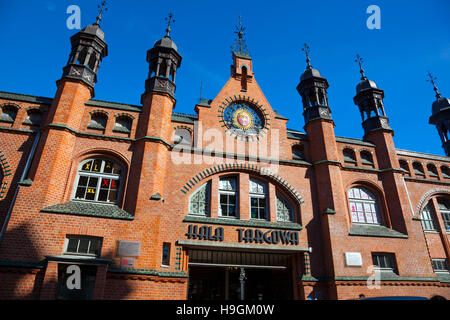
xmin=0 ymin=16 xmax=449 ymax=301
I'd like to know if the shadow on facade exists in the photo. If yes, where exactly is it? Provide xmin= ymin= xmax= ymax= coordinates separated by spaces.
xmin=0 ymin=134 xmax=36 ymax=231
xmin=0 ymin=222 xmax=133 ymax=300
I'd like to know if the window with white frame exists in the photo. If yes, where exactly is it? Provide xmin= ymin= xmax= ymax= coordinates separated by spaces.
xmin=421 ymin=202 xmax=437 ymax=231
xmin=277 ymin=193 xmax=294 ymax=222
xmin=437 ymin=198 xmax=450 ymax=231
xmin=64 ymin=235 xmax=102 ymax=257
xmin=219 ymin=176 xmax=238 ymax=218
xmin=372 ymin=253 xmax=398 ymax=274
xmin=432 ymin=259 xmax=449 ymax=273
xmin=249 ymin=178 xmax=268 ymax=220
xmin=348 ymin=187 xmax=382 ymax=224
xmin=73 ymin=158 xmax=123 ymax=204
xmin=189 ymin=182 xmax=209 ymax=216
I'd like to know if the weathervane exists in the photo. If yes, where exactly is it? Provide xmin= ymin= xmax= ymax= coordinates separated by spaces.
xmin=302 ymin=43 xmax=312 ymax=69
xmin=95 ymin=1 xmax=107 ymax=25
xmin=235 ymin=15 xmax=246 ymax=40
xmin=355 ymin=54 xmax=367 ymax=80
xmin=427 ymin=72 xmax=442 ymax=99
xmin=165 ymin=12 xmax=175 ymax=37
xmin=231 ymin=15 xmax=250 ymax=56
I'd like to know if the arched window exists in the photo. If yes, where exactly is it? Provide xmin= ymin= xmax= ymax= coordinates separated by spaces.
xmin=442 ymin=166 xmax=450 ymax=179
xmin=0 ymin=105 xmax=18 ymax=123
xmin=360 ymin=151 xmax=374 ymax=166
xmin=427 ymin=164 xmax=439 ymax=178
xmin=189 ymin=182 xmax=210 ymax=216
xmin=413 ymin=162 xmax=425 ymax=176
xmin=292 ymin=145 xmax=305 ymax=160
xmin=421 ymin=201 xmax=437 ymax=231
xmin=173 ymin=128 xmax=192 ymax=146
xmin=249 ymin=178 xmax=268 ymax=220
xmin=23 ymin=110 xmax=43 ymax=126
xmin=73 ymin=158 xmax=123 ymax=204
xmin=343 ymin=148 xmax=356 ymax=163
xmin=241 ymin=66 xmax=248 ymax=91
xmin=88 ymin=113 xmax=108 ymax=131
xmin=277 ymin=193 xmax=294 ymax=222
xmin=399 ymin=160 xmax=410 ymax=175
xmin=348 ymin=187 xmax=382 ymax=224
xmin=113 ymin=116 xmax=133 ymax=134
xmin=219 ymin=176 xmax=238 ymax=218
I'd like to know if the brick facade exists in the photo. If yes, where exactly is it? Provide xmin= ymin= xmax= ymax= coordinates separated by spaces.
xmin=0 ymin=21 xmax=449 ymax=301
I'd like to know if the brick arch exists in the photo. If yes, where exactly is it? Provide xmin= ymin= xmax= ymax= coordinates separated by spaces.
xmin=180 ymin=163 xmax=304 ymax=205
xmin=0 ymin=150 xmax=12 ymax=200
xmin=73 ymin=147 xmax=131 ymax=169
xmin=173 ymin=125 xmax=193 ymax=134
xmin=415 ymin=187 xmax=450 ymax=219
xmin=0 ymin=102 xmax=21 ymax=111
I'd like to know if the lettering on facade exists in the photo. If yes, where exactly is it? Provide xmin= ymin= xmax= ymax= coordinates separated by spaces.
xmin=237 ymin=229 xmax=299 ymax=245
xmin=186 ymin=225 xmax=224 ymax=242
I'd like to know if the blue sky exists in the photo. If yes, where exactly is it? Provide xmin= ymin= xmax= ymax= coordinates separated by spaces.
xmin=0 ymin=0 xmax=449 ymax=155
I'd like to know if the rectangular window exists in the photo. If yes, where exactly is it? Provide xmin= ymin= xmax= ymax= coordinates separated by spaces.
xmin=162 ymin=243 xmax=171 ymax=266
xmin=372 ymin=253 xmax=398 ymax=274
xmin=438 ymin=199 xmax=450 ymax=231
xmin=432 ymin=259 xmax=449 ymax=273
xmin=219 ymin=177 xmax=238 ymax=218
xmin=64 ymin=235 xmax=102 ymax=257
xmin=250 ymin=179 xmax=268 ymax=220
xmin=421 ymin=204 xmax=437 ymax=231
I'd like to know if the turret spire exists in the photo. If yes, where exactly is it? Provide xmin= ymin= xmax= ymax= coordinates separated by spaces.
xmin=95 ymin=1 xmax=107 ymax=25
xmin=232 ymin=15 xmax=250 ymax=57
xmin=427 ymin=72 xmax=442 ymax=99
xmin=302 ymin=43 xmax=312 ymax=70
xmin=165 ymin=12 xmax=175 ymax=38
xmin=355 ymin=54 xmax=367 ymax=81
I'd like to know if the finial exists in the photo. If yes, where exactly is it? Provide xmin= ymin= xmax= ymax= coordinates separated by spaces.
xmin=232 ymin=14 xmax=250 ymax=56
xmin=355 ymin=54 xmax=367 ymax=80
xmin=95 ymin=1 xmax=107 ymax=25
xmin=235 ymin=14 xmax=246 ymax=40
xmin=302 ymin=43 xmax=312 ymax=70
xmin=427 ymin=72 xmax=442 ymax=99
xmin=165 ymin=12 xmax=175 ymax=37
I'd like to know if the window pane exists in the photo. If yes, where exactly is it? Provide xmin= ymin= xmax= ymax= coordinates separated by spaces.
xmin=92 ymin=160 xmax=102 ymax=173
xmin=67 ymin=239 xmax=79 ymax=253
xmin=103 ymin=161 xmax=114 ymax=174
xmin=108 ymin=190 xmax=118 ymax=202
xmin=98 ymin=189 xmax=109 ymax=202
xmin=81 ymin=161 xmax=93 ymax=172
xmin=88 ymin=239 xmax=100 ymax=255
xmin=219 ymin=177 xmax=236 ymax=191
xmin=75 ymin=187 xmax=86 ymax=199
xmin=78 ymin=176 xmax=89 ymax=187
xmin=78 ymin=239 xmax=90 ymax=254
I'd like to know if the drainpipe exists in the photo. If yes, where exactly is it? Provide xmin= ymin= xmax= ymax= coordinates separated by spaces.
xmin=0 ymin=130 xmax=41 ymax=246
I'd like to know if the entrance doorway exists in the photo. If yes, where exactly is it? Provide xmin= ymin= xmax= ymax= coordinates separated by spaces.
xmin=187 ymin=249 xmax=293 ymax=301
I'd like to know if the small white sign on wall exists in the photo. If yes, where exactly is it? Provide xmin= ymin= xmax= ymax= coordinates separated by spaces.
xmin=345 ymin=252 xmax=363 ymax=267
xmin=121 ymin=257 xmax=135 ymax=269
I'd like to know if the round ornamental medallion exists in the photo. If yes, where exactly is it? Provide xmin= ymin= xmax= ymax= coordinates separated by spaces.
xmin=222 ymin=102 xmax=264 ymax=137
xmin=234 ymin=109 xmax=253 ymax=130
